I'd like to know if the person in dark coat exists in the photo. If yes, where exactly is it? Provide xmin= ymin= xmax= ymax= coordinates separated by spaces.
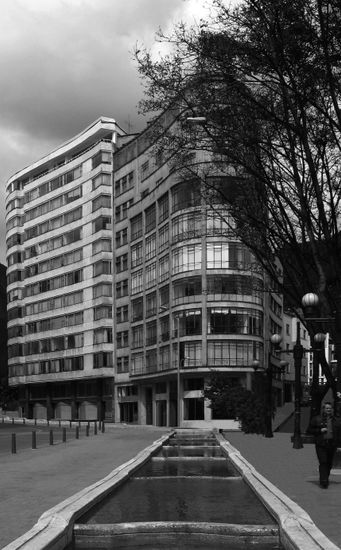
xmin=309 ymin=402 xmax=340 ymax=488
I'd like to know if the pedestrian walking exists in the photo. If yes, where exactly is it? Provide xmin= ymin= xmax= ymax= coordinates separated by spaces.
xmin=309 ymin=402 xmax=341 ymax=488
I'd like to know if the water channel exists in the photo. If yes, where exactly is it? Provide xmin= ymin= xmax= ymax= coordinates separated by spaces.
xmin=73 ymin=431 xmax=282 ymax=549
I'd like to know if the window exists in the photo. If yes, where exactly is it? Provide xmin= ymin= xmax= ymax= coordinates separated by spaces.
xmin=93 ymin=216 xmax=112 ymax=232
xmin=145 ymin=233 xmax=156 ymax=260
xmin=94 ymin=328 xmax=113 ymax=344
xmin=64 ymin=187 xmax=82 ymax=204
xmin=159 ymin=224 xmax=169 ymax=251
xmin=131 ymin=214 xmax=143 ymax=240
xmin=93 ymin=283 xmax=112 ymax=298
xmin=132 ymin=297 xmax=143 ymax=322
xmin=146 ymin=292 xmax=157 ymax=317
xmin=117 ymin=356 xmax=129 ymax=374
xmin=117 ymin=330 xmax=129 ymax=349
xmin=141 ymin=160 xmax=149 ymax=180
xmin=145 ymin=204 xmax=156 ymax=233
xmin=207 ymin=340 xmax=262 ymax=367
xmin=116 ymin=305 xmax=129 ymax=323
xmin=92 ymin=194 xmax=111 ymax=212
xmin=131 ymin=270 xmax=143 ymax=294
xmin=115 ymin=228 xmax=128 ymax=248
xmin=158 ymin=193 xmax=169 ymax=222
xmin=172 ymin=212 xmax=201 ymax=242
xmin=116 ymin=279 xmax=128 ymax=298
xmin=132 ymin=325 xmax=144 ymax=349
xmin=172 ymin=181 xmax=201 ymax=212
xmin=93 ymin=351 xmax=113 ymax=368
xmin=92 ymin=150 xmax=111 ymax=169
xmin=92 ymin=239 xmax=112 ymax=255
xmin=93 ymin=260 xmax=112 ymax=277
xmin=131 ymin=241 xmax=143 ymax=268
xmin=145 ymin=262 xmax=156 ymax=288
xmin=92 ymin=173 xmax=111 ymax=190
xmin=94 ymin=305 xmax=112 ymax=320
xmin=172 ymin=245 xmax=202 ymax=274
xmin=115 ymin=254 xmax=128 ymax=273
xmin=159 ymin=285 xmax=169 ymax=308
xmin=159 ymin=255 xmax=169 ymax=282
xmin=146 ymin=321 xmax=157 ymax=346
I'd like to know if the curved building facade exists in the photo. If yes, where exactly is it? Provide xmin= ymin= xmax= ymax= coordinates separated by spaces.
xmin=112 ymin=112 xmax=284 ymax=427
xmin=6 ymin=117 xmax=125 ymax=420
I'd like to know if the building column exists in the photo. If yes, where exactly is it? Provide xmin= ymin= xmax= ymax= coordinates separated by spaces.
xmin=46 ymin=384 xmax=54 ymax=420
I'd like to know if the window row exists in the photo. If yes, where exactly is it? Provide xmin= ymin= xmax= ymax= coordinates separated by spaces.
xmin=25 ymin=290 xmax=83 ymax=316
xmin=9 ymin=356 xmax=84 ymax=377
xmin=24 ymin=166 xmax=82 ymax=203
xmin=25 ymin=269 xmax=82 ymax=297
xmin=25 ymin=186 xmax=82 ymax=222
xmin=26 ymin=312 xmax=84 ymax=334
xmin=25 ymin=226 xmax=82 ymax=258
xmin=9 ymin=333 xmax=84 ymax=357
xmin=25 ymin=206 xmax=82 ymax=241
xmin=25 ymin=248 xmax=83 ymax=278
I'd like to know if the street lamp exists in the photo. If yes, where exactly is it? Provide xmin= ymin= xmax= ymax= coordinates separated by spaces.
xmin=252 ymin=334 xmax=287 ymax=438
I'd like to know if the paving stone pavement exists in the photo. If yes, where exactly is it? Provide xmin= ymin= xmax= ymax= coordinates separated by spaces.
xmin=0 ymin=424 xmax=169 ymax=548
xmin=1 ymin=423 xmax=341 ymax=550
xmin=224 ymin=431 xmax=341 ymax=549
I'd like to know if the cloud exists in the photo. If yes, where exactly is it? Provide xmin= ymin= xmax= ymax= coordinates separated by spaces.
xmin=0 ymin=0 xmax=212 ymax=263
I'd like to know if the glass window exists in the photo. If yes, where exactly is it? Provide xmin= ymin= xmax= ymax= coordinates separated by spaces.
xmin=131 ymin=214 xmax=143 ymax=240
xmin=172 ymin=181 xmax=201 ymax=212
xmin=132 ymin=325 xmax=144 ymax=348
xmin=146 ymin=292 xmax=157 ymax=317
xmin=145 ymin=233 xmax=156 ymax=260
xmin=145 ymin=204 xmax=156 ymax=233
xmin=172 ymin=245 xmax=202 ymax=274
xmin=131 ymin=270 xmax=143 ymax=294
xmin=158 ymin=193 xmax=169 ymax=222
xmin=93 ymin=260 xmax=112 ymax=277
xmin=145 ymin=262 xmax=156 ymax=288
xmin=132 ymin=297 xmax=143 ymax=322
xmin=131 ymin=241 xmax=143 ymax=268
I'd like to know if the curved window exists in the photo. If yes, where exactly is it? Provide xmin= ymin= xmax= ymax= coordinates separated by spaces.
xmin=172 ymin=212 xmax=201 ymax=242
xmin=172 ymin=244 xmax=202 ymax=274
xmin=208 ymin=308 xmax=263 ymax=336
xmin=207 ymin=243 xmax=253 ymax=270
xmin=172 ymin=181 xmax=201 ymax=212
xmin=207 ymin=340 xmax=262 ymax=367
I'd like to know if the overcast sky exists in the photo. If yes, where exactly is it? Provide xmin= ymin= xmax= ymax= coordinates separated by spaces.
xmin=1 ymin=0 xmax=213 ymax=264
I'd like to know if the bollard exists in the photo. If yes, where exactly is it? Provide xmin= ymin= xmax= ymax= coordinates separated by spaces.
xmin=47 ymin=420 xmax=49 ymax=427
xmin=49 ymin=430 xmax=54 ymax=446
xmin=75 ymin=426 xmax=79 ymax=439
xmin=94 ymin=422 xmax=97 ymax=435
xmin=70 ymin=420 xmax=72 ymax=428
xmin=101 ymin=421 xmax=105 ymax=433
xmin=62 ymin=427 xmax=66 ymax=442
xmin=59 ymin=420 xmax=61 ymax=428
xmin=35 ymin=418 xmax=37 ymax=426
xmin=11 ymin=433 xmax=16 ymax=454
xmin=12 ymin=418 xmax=14 ymax=424
xmin=32 ymin=431 xmax=36 ymax=449
xmin=86 ymin=424 xmax=90 ymax=437
xmin=23 ymin=418 xmax=25 ymax=425
xmin=2 ymin=417 xmax=4 ymax=423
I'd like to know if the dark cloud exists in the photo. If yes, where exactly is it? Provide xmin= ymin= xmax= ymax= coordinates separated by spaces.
xmin=0 ymin=0 xmax=206 ymax=263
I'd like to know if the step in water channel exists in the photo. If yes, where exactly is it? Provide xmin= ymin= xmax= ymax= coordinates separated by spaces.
xmin=73 ymin=431 xmax=282 ymax=549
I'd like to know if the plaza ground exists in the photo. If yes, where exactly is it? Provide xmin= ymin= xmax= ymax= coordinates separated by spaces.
xmin=1 ymin=416 xmax=341 ymax=549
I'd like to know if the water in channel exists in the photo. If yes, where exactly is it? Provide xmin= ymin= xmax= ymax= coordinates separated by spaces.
xmin=74 ymin=432 xmax=283 ymax=549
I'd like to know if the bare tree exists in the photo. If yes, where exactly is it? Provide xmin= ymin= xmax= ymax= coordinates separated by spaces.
xmin=136 ymin=0 xmax=341 ymax=409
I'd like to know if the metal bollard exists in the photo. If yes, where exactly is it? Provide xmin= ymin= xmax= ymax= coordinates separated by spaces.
xmin=49 ymin=430 xmax=54 ymax=445
xmin=59 ymin=420 xmax=61 ymax=428
xmin=32 ymin=431 xmax=36 ymax=449
xmin=35 ymin=418 xmax=37 ymax=426
xmin=23 ymin=418 xmax=25 ymax=425
xmin=86 ymin=424 xmax=89 ymax=437
xmin=94 ymin=422 xmax=97 ymax=435
xmin=47 ymin=420 xmax=49 ymax=427
xmin=75 ymin=426 xmax=79 ymax=439
xmin=12 ymin=418 xmax=14 ymax=424
xmin=62 ymin=427 xmax=66 ymax=442
xmin=11 ymin=433 xmax=16 ymax=454
xmin=101 ymin=421 xmax=105 ymax=433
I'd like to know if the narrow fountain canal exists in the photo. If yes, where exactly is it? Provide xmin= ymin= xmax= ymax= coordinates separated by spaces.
xmin=73 ymin=431 xmax=282 ymax=549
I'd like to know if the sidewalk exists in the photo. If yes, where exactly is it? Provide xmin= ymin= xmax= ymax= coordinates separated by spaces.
xmin=224 ymin=431 xmax=341 ymax=549
xmin=0 ymin=424 xmax=169 ymax=548
xmin=1 ymin=422 xmax=340 ymax=550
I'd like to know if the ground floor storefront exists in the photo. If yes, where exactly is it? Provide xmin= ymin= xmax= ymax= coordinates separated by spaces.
xmin=16 ymin=377 xmax=114 ymax=421
xmin=114 ymin=372 xmax=254 ymax=428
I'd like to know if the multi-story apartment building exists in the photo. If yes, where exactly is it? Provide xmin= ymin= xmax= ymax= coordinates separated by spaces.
xmin=112 ymin=111 xmax=284 ymax=427
xmin=6 ymin=117 xmax=127 ymax=420
xmin=6 ymin=113 xmax=284 ymax=426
